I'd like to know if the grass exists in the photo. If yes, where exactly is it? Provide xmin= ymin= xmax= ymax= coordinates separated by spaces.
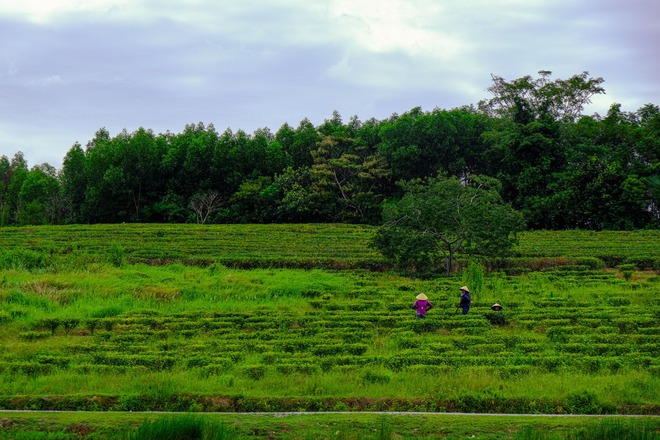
xmin=0 ymin=224 xmax=659 ymax=437
xmin=0 ymin=262 xmax=657 ymax=413
xmin=0 ymin=411 xmax=658 ymax=439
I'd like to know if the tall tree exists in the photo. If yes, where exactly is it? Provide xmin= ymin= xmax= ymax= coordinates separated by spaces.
xmin=0 ymin=155 xmax=12 ymax=225
xmin=479 ymin=70 xmax=605 ymax=122
xmin=309 ymin=135 xmax=389 ymax=223
xmin=480 ymin=71 xmax=606 ymax=228
xmin=60 ymin=143 xmax=87 ymax=223
xmin=7 ymin=152 xmax=29 ymax=224
xmin=17 ymin=164 xmax=61 ymax=225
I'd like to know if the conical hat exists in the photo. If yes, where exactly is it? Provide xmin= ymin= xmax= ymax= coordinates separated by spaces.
xmin=416 ymin=293 xmax=428 ymax=301
xmin=459 ymin=286 xmax=469 ymax=292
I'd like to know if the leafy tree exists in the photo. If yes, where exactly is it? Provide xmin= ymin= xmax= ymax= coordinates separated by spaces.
xmin=371 ymin=175 xmax=525 ymax=276
xmin=272 ymin=166 xmax=315 ymax=222
xmin=480 ymin=71 xmax=606 ymax=228
xmin=309 ymin=135 xmax=389 ymax=223
xmin=60 ymin=143 xmax=87 ymax=223
xmin=18 ymin=164 xmax=61 ymax=225
xmin=115 ymin=127 xmax=161 ymax=221
xmin=82 ymin=128 xmax=118 ymax=222
xmin=7 ymin=152 xmax=29 ymax=224
xmin=378 ymin=107 xmax=491 ymax=185
xmin=0 ymin=155 xmax=11 ymax=225
xmin=227 ymin=176 xmax=279 ymax=223
xmin=479 ymin=70 xmax=605 ymax=122
xmin=289 ymin=118 xmax=320 ymax=169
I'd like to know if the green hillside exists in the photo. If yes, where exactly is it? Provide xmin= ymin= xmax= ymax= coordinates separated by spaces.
xmin=0 ymin=224 xmax=658 ymax=438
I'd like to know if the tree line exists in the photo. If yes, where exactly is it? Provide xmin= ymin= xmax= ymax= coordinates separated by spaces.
xmin=1 ymin=71 xmax=658 ymax=230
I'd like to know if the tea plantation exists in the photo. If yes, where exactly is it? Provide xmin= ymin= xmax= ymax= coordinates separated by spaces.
xmin=0 ymin=224 xmax=658 ymax=438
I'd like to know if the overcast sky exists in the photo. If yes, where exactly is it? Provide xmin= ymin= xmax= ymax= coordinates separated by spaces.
xmin=1 ymin=0 xmax=659 ymax=169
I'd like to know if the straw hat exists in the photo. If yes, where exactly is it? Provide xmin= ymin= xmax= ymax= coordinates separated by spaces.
xmin=459 ymin=286 xmax=469 ymax=292
xmin=491 ymin=303 xmax=503 ymax=311
xmin=416 ymin=293 xmax=428 ymax=301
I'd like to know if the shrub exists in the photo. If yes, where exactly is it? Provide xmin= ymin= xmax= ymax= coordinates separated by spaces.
xmin=485 ymin=311 xmax=507 ymax=326
xmin=243 ymin=364 xmax=266 ymax=380
xmin=567 ymin=391 xmax=608 ymax=414
xmin=361 ymin=369 xmax=392 ymax=384
xmin=618 ymin=263 xmax=636 ymax=281
xmin=106 ymin=243 xmax=126 ymax=267
xmin=92 ymin=307 xmax=124 ymax=318
xmin=38 ymin=318 xmax=61 ymax=335
xmin=61 ymin=318 xmax=80 ymax=335
xmin=18 ymin=331 xmax=50 ymax=341
xmin=85 ymin=318 xmax=99 ymax=335
xmin=100 ymin=318 xmax=117 ymax=332
xmin=201 ymin=360 xmax=234 ymax=377
xmin=623 ymin=256 xmax=657 ymax=270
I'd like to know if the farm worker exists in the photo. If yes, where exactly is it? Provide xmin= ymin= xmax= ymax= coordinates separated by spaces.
xmin=458 ymin=286 xmax=471 ymax=315
xmin=412 ymin=293 xmax=433 ymax=319
xmin=491 ymin=303 xmax=503 ymax=312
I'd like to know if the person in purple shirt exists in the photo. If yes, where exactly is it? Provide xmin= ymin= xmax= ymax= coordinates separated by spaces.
xmin=412 ymin=293 xmax=433 ymax=319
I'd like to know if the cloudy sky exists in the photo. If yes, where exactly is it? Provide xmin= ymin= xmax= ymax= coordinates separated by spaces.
xmin=1 ymin=0 xmax=659 ymax=169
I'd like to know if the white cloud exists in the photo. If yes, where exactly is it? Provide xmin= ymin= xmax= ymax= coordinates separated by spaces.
xmin=0 ymin=0 xmax=130 ymax=23
xmin=328 ymin=0 xmax=461 ymax=57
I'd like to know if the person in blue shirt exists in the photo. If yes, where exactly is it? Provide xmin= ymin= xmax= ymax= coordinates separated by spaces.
xmin=459 ymin=286 xmax=471 ymax=315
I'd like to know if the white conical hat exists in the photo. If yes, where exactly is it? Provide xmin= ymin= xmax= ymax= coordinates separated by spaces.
xmin=416 ymin=293 xmax=428 ymax=300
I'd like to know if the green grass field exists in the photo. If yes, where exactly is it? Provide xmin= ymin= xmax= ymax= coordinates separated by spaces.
xmin=0 ymin=224 xmax=658 ymax=438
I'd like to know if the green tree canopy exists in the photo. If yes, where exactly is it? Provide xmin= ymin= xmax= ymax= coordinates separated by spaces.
xmin=371 ymin=175 xmax=525 ymax=276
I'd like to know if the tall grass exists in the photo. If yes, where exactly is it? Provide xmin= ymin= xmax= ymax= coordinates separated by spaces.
xmin=514 ymin=418 xmax=659 ymax=440
xmin=120 ymin=415 xmax=234 ymax=440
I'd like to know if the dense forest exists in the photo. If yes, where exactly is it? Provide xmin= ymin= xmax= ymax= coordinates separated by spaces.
xmin=1 ymin=72 xmax=659 ymax=229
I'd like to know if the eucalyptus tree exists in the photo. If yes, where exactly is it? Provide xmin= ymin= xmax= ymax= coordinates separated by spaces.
xmin=60 ymin=143 xmax=87 ymax=223
xmin=17 ymin=163 xmax=61 ymax=225
xmin=289 ymin=118 xmax=320 ymax=169
xmin=7 ymin=152 xmax=29 ymax=224
xmin=0 ymin=155 xmax=11 ymax=225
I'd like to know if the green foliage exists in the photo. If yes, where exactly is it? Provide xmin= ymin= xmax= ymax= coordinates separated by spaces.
xmin=0 ymin=225 xmax=659 ymax=420
xmin=122 ymin=415 xmax=234 ymax=440
xmin=243 ymin=364 xmax=267 ymax=381
xmin=2 ymin=76 xmax=659 ymax=230
xmin=0 ymin=249 xmax=49 ymax=270
xmin=38 ymin=318 xmax=61 ymax=335
xmin=372 ymin=174 xmax=525 ymax=275
xmin=106 ymin=242 xmax=126 ymax=267
xmin=463 ymin=261 xmax=485 ymax=296
xmin=361 ymin=369 xmax=392 ymax=385
xmin=618 ymin=263 xmax=636 ymax=281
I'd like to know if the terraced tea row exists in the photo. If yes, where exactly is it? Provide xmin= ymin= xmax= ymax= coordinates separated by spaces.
xmin=2 ymin=225 xmax=659 ymax=269
xmin=3 ymin=298 xmax=657 ymax=382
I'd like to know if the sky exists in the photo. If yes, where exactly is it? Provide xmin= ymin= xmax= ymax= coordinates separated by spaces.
xmin=1 ymin=0 xmax=659 ymax=170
